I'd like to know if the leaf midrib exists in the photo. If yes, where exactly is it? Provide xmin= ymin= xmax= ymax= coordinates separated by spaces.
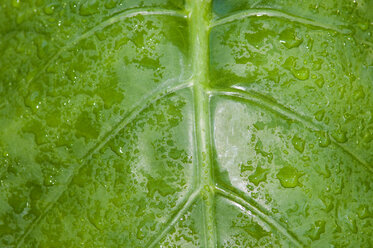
xmin=187 ymin=0 xmax=216 ymax=247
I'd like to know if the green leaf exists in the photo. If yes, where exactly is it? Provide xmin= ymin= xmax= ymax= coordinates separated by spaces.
xmin=0 ymin=0 xmax=372 ymax=247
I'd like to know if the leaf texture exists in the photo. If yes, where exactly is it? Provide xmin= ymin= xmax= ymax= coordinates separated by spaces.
xmin=0 ymin=0 xmax=372 ymax=247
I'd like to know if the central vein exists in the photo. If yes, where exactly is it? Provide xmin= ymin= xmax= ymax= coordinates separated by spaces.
xmin=187 ymin=0 xmax=215 ymax=247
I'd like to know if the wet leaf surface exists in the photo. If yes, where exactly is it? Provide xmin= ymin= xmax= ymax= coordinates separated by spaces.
xmin=0 ymin=0 xmax=372 ymax=247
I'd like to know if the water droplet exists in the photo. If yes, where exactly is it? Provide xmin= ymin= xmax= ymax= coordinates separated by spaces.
xmin=292 ymin=135 xmax=305 ymax=153
xmin=292 ymin=67 xmax=310 ymax=80
xmin=66 ymin=68 xmax=77 ymax=81
xmin=282 ymin=56 xmax=296 ymax=70
xmin=240 ymin=162 xmax=254 ymax=174
xmin=357 ymin=205 xmax=371 ymax=219
xmin=251 ymin=192 xmax=259 ymax=199
xmin=248 ymin=166 xmax=268 ymax=186
xmin=79 ymin=0 xmax=99 ymax=16
xmin=279 ymin=28 xmax=303 ymax=49
xmin=282 ymin=56 xmax=309 ymax=80
xmin=44 ymin=4 xmax=55 ymax=15
xmin=276 ymin=166 xmax=301 ymax=188
xmin=331 ymin=129 xmax=348 ymax=143
xmin=43 ymin=174 xmax=56 ymax=186
xmin=314 ymin=109 xmax=325 ymax=121
xmin=316 ymin=131 xmax=331 ymax=147
xmin=314 ymin=77 xmax=325 ymax=88
xmin=320 ymin=195 xmax=334 ymax=212
xmin=307 ymin=220 xmax=326 ymax=241
xmin=255 ymin=140 xmax=273 ymax=162
xmin=312 ymin=58 xmax=323 ymax=70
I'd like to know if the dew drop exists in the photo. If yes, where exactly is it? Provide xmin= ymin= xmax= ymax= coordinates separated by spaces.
xmin=279 ymin=28 xmax=303 ymax=49
xmin=79 ymin=0 xmax=99 ymax=16
xmin=357 ymin=205 xmax=371 ymax=219
xmin=314 ymin=109 xmax=325 ymax=121
xmin=276 ymin=166 xmax=301 ymax=188
xmin=248 ymin=166 xmax=268 ymax=186
xmin=44 ymin=4 xmax=55 ymax=15
xmin=320 ymin=195 xmax=334 ymax=212
xmin=292 ymin=135 xmax=305 ymax=153
xmin=314 ymin=77 xmax=324 ymax=88
xmin=316 ymin=131 xmax=331 ymax=147
xmin=307 ymin=220 xmax=326 ymax=241
xmin=292 ymin=67 xmax=310 ymax=80
xmin=331 ymin=129 xmax=348 ymax=143
xmin=43 ymin=174 xmax=56 ymax=186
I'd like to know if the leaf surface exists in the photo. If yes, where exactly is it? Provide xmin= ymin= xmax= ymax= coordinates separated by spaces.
xmin=0 ymin=0 xmax=372 ymax=247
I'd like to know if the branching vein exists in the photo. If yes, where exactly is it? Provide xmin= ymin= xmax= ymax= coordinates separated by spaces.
xmin=210 ymin=88 xmax=373 ymax=175
xmin=211 ymin=8 xmax=351 ymax=34
xmin=15 ymin=81 xmax=192 ymax=247
xmin=215 ymin=185 xmax=305 ymax=247
xmin=146 ymin=189 xmax=200 ymax=248
xmin=23 ymin=8 xmax=186 ymax=88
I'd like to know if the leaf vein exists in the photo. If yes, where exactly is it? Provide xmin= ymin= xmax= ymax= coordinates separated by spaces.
xmin=211 ymin=8 xmax=351 ymax=34
xmin=22 ymin=8 xmax=186 ymax=89
xmin=146 ymin=189 xmax=200 ymax=248
xmin=15 ymin=81 xmax=192 ymax=247
xmin=210 ymin=89 xmax=373 ymax=174
xmin=215 ymin=185 xmax=305 ymax=248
